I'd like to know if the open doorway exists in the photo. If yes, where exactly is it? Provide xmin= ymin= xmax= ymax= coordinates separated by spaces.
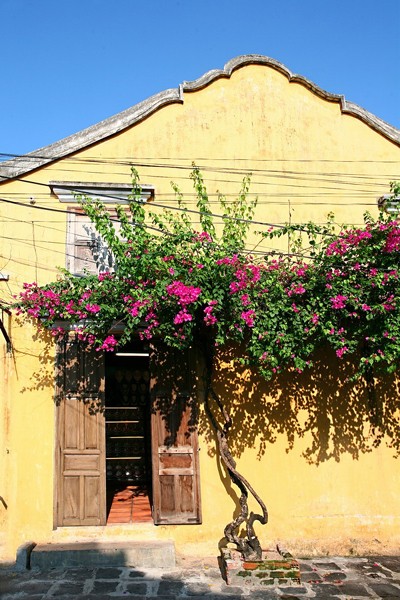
xmin=105 ymin=340 xmax=152 ymax=524
xmin=55 ymin=340 xmax=201 ymax=527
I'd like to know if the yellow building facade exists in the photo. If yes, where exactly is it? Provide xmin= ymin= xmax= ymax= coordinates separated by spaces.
xmin=1 ymin=55 xmax=400 ymax=562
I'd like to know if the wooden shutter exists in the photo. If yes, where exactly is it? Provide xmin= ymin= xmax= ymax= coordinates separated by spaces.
xmin=150 ymin=346 xmax=202 ymax=525
xmin=55 ymin=339 xmax=106 ymax=526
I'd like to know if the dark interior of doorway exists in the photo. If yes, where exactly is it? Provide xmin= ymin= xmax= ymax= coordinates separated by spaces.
xmin=105 ymin=340 xmax=152 ymax=524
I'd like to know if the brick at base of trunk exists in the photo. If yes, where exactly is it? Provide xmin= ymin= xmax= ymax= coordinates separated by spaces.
xmin=220 ymin=545 xmax=301 ymax=586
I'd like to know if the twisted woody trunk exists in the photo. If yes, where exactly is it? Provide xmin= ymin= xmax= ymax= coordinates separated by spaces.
xmin=202 ymin=340 xmax=268 ymax=561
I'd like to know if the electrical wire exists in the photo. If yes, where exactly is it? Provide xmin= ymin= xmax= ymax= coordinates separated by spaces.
xmin=0 ymin=166 xmax=392 ymax=196
xmin=0 ymin=157 xmax=396 ymax=277
xmin=1 ymin=152 xmax=397 ymax=188
xmin=1 ymin=150 xmax=400 ymax=164
xmin=0 ymin=177 xmax=343 ymax=235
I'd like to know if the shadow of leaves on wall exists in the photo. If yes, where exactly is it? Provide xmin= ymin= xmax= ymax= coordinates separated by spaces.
xmin=18 ymin=325 xmax=55 ymax=393
xmin=20 ymin=333 xmax=400 ymax=466
xmin=199 ymin=343 xmax=400 ymax=465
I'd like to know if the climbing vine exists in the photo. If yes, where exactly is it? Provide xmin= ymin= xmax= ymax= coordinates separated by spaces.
xmin=16 ymin=171 xmax=400 ymax=381
xmin=14 ymin=169 xmax=400 ymax=560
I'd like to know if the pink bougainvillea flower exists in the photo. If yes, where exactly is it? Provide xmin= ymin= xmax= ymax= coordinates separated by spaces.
xmin=287 ymin=284 xmax=306 ymax=297
xmin=295 ymin=266 xmax=308 ymax=277
xmin=51 ymin=326 xmax=66 ymax=339
xmin=204 ymin=301 xmax=218 ymax=326
xmin=216 ymin=254 xmax=239 ymax=266
xmin=85 ymin=303 xmax=101 ymax=314
xmin=166 ymin=281 xmax=201 ymax=305
xmin=331 ymin=295 xmax=348 ymax=309
xmin=97 ymin=335 xmax=118 ymax=352
xmin=326 ymin=229 xmax=372 ymax=256
xmin=382 ymin=294 xmax=396 ymax=311
xmin=230 ymin=265 xmax=261 ymax=294
xmin=174 ymin=309 xmax=193 ymax=325
xmin=193 ymin=231 xmax=213 ymax=243
xmin=240 ymin=294 xmax=250 ymax=306
xmin=126 ymin=299 xmax=147 ymax=318
xmin=241 ymin=309 xmax=255 ymax=327
xmin=384 ymin=227 xmax=400 ymax=253
xmin=336 ymin=346 xmax=348 ymax=358
xmin=98 ymin=272 xmax=114 ymax=281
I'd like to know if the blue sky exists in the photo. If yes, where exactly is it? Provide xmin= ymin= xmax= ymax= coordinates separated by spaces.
xmin=1 ymin=0 xmax=399 ymax=157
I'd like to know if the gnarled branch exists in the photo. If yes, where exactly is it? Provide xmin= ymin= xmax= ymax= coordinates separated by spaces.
xmin=202 ymin=344 xmax=268 ymax=561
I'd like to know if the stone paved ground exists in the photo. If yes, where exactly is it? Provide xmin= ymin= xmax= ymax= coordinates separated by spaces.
xmin=0 ymin=556 xmax=400 ymax=599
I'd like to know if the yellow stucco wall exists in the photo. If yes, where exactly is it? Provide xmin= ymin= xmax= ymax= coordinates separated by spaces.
xmin=1 ymin=59 xmax=400 ymax=561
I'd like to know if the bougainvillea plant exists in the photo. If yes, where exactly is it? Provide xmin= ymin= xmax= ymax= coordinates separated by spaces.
xmin=15 ymin=169 xmax=400 ymax=560
xmin=17 ymin=171 xmax=400 ymax=379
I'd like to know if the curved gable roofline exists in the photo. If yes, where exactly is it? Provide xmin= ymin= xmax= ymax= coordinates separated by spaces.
xmin=1 ymin=54 xmax=399 ymax=180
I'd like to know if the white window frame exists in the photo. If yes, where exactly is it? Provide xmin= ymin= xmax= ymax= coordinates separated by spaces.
xmin=50 ymin=181 xmax=154 ymax=204
xmin=378 ymin=194 xmax=400 ymax=216
xmin=50 ymin=182 xmax=154 ymax=276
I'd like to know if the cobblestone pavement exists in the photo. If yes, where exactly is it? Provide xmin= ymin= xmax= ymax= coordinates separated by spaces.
xmin=1 ymin=556 xmax=400 ymax=599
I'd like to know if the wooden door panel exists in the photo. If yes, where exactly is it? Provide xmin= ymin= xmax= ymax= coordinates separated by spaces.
xmin=64 ymin=454 xmax=101 ymax=472
xmin=64 ymin=399 xmax=80 ymax=449
xmin=84 ymin=406 xmax=102 ymax=449
xmin=85 ymin=477 xmax=101 ymax=520
xmin=159 ymin=450 xmax=193 ymax=473
xmin=55 ymin=340 xmax=106 ymax=527
xmin=159 ymin=477 xmax=174 ymax=514
xmin=180 ymin=476 xmax=195 ymax=512
xmin=150 ymin=346 xmax=201 ymax=525
xmin=63 ymin=476 xmax=80 ymax=522
xmin=64 ymin=342 xmax=80 ymax=392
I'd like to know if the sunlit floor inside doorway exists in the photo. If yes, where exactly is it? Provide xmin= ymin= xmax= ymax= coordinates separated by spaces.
xmin=106 ymin=485 xmax=152 ymax=525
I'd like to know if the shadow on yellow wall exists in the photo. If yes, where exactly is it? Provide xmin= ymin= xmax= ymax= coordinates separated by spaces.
xmin=201 ymin=344 xmax=400 ymax=465
xmin=18 ymin=325 xmax=55 ymax=394
xmin=19 ymin=332 xmax=400 ymax=466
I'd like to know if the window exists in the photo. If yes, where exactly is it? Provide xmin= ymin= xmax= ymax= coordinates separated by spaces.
xmin=66 ymin=210 xmax=115 ymax=275
xmin=50 ymin=182 xmax=155 ymax=276
xmin=378 ymin=194 xmax=400 ymax=216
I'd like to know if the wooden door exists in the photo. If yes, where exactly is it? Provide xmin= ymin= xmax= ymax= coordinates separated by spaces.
xmin=150 ymin=346 xmax=202 ymax=524
xmin=55 ymin=339 xmax=106 ymax=526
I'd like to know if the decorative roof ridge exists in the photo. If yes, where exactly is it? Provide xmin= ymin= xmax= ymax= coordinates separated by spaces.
xmin=1 ymin=54 xmax=399 ymax=181
xmin=182 ymin=54 xmax=400 ymax=145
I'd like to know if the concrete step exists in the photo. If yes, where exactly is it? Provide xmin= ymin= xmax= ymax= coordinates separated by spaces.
xmin=28 ymin=540 xmax=175 ymax=569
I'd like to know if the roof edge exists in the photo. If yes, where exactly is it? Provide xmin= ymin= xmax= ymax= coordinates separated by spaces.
xmin=1 ymin=54 xmax=399 ymax=180
xmin=0 ymin=87 xmax=182 ymax=181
